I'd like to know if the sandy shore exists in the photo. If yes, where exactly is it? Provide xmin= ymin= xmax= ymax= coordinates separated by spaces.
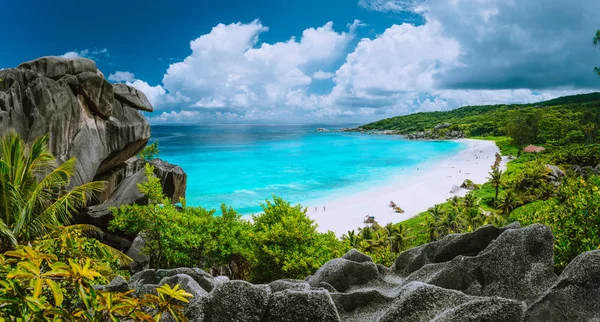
xmin=305 ymin=139 xmax=506 ymax=236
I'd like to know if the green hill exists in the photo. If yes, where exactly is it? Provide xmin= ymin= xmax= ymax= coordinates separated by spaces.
xmin=360 ymin=92 xmax=600 ymax=143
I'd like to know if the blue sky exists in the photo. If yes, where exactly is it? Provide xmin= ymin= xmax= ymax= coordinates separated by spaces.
xmin=2 ymin=0 xmax=599 ymax=123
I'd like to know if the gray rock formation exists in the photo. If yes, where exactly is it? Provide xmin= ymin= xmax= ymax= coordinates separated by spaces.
xmin=545 ymin=164 xmax=565 ymax=185
xmin=0 ymin=56 xmax=187 ymax=245
xmin=525 ymin=250 xmax=600 ymax=321
xmin=126 ymin=235 xmax=150 ymax=272
xmin=113 ymin=223 xmax=600 ymax=321
xmin=0 ymin=56 xmax=150 ymax=187
xmin=113 ymin=83 xmax=153 ymax=112
xmin=460 ymin=179 xmax=477 ymax=190
xmin=87 ymin=157 xmax=187 ymax=229
xmin=207 ymin=281 xmax=271 ymax=322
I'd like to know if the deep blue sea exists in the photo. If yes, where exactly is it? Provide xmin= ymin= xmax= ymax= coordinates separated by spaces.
xmin=150 ymin=124 xmax=465 ymax=214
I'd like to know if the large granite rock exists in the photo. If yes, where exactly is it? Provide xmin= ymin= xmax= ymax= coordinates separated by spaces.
xmin=0 ymin=56 xmax=149 ymax=188
xmin=1 ymin=56 xmax=187 ymax=239
xmin=93 ymin=224 xmax=600 ymax=321
xmin=402 ymin=224 xmax=557 ymax=303
xmin=17 ymin=56 xmax=97 ymax=79
xmin=113 ymin=83 xmax=153 ymax=112
xmin=76 ymin=72 xmax=114 ymax=118
xmin=87 ymin=157 xmax=187 ymax=229
xmin=392 ymin=223 xmax=520 ymax=276
xmin=266 ymin=289 xmax=341 ymax=322
xmin=126 ymin=235 xmax=150 ymax=272
xmin=207 ymin=280 xmax=271 ymax=322
xmin=525 ymin=250 xmax=600 ymax=321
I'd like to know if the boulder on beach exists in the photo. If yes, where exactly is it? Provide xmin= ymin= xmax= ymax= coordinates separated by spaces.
xmin=460 ymin=179 xmax=477 ymax=190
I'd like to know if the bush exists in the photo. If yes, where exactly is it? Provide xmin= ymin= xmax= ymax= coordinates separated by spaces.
xmin=511 ymin=175 xmax=600 ymax=270
xmin=111 ymin=167 xmax=344 ymax=282
xmin=0 ymin=234 xmax=191 ymax=321
xmin=250 ymin=197 xmax=345 ymax=283
xmin=551 ymin=144 xmax=600 ymax=167
xmin=138 ymin=141 xmax=160 ymax=161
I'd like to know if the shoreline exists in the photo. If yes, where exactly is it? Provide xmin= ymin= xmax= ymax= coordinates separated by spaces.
xmin=304 ymin=139 xmax=506 ymax=236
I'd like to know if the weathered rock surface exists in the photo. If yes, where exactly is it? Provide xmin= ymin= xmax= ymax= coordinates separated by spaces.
xmin=87 ymin=157 xmax=187 ymax=229
xmin=525 ymin=250 xmax=600 ymax=321
xmin=207 ymin=280 xmax=271 ymax=322
xmin=126 ymin=235 xmax=150 ymax=272
xmin=1 ymin=57 xmax=150 ymax=187
xmin=1 ymin=56 xmax=187 ymax=241
xmin=109 ymin=223 xmax=600 ymax=321
xmin=113 ymin=83 xmax=153 ymax=112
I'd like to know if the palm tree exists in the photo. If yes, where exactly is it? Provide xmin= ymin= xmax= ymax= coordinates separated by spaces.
xmin=463 ymin=193 xmax=478 ymax=209
xmin=386 ymin=223 xmax=409 ymax=254
xmin=498 ymin=190 xmax=519 ymax=217
xmin=594 ymin=30 xmax=600 ymax=75
xmin=343 ymin=230 xmax=359 ymax=248
xmin=449 ymin=196 xmax=461 ymax=212
xmin=441 ymin=210 xmax=461 ymax=235
xmin=422 ymin=204 xmax=444 ymax=242
xmin=0 ymin=130 xmax=105 ymax=251
xmin=488 ymin=167 xmax=503 ymax=205
xmin=428 ymin=204 xmax=443 ymax=221
xmin=460 ymin=207 xmax=484 ymax=231
xmin=422 ymin=216 xmax=438 ymax=242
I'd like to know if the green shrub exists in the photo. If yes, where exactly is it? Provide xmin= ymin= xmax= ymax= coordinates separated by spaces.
xmin=511 ymin=175 xmax=600 ymax=270
xmin=138 ymin=141 xmax=160 ymax=161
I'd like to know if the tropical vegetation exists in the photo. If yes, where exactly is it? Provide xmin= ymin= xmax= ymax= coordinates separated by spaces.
xmin=0 ymin=132 xmax=191 ymax=321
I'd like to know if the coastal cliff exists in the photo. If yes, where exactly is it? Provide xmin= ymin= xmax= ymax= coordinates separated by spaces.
xmin=0 ymin=56 xmax=186 ymax=236
xmin=105 ymin=223 xmax=600 ymax=321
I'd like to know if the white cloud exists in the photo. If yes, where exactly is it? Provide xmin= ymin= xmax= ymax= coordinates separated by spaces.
xmin=137 ymin=1 xmax=600 ymax=122
xmin=358 ymin=0 xmax=423 ymax=12
xmin=61 ymin=51 xmax=82 ymax=59
xmin=161 ymin=20 xmax=356 ymax=111
xmin=330 ymin=20 xmax=460 ymax=101
xmin=60 ymin=48 xmax=109 ymax=60
xmin=151 ymin=110 xmax=201 ymax=123
xmin=312 ymin=70 xmax=335 ymax=80
xmin=191 ymin=98 xmax=227 ymax=108
xmin=124 ymin=79 xmax=190 ymax=107
xmin=108 ymin=71 xmax=136 ymax=83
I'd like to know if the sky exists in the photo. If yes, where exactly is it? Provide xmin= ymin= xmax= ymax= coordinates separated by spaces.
xmin=2 ymin=0 xmax=600 ymax=124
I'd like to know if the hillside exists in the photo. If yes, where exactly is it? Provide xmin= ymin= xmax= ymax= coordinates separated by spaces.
xmin=359 ymin=92 xmax=600 ymax=140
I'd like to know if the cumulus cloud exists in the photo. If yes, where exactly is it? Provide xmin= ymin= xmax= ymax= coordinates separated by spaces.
xmin=151 ymin=110 xmax=201 ymax=123
xmin=127 ymin=79 xmax=190 ymax=107
xmin=311 ymin=0 xmax=599 ymax=121
xmin=331 ymin=20 xmax=460 ymax=99
xmin=144 ymin=0 xmax=599 ymax=123
xmin=312 ymin=70 xmax=335 ymax=80
xmin=61 ymin=48 xmax=109 ymax=60
xmin=105 ymin=70 xmax=189 ymax=107
xmin=417 ymin=0 xmax=600 ymax=90
xmin=358 ymin=0 xmax=423 ymax=12
xmin=161 ymin=19 xmax=356 ymax=112
xmin=108 ymin=71 xmax=136 ymax=83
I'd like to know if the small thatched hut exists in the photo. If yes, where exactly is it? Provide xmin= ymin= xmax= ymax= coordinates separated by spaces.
xmin=523 ymin=145 xmax=546 ymax=153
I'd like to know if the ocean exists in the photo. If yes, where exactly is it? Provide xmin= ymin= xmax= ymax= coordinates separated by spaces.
xmin=150 ymin=124 xmax=466 ymax=215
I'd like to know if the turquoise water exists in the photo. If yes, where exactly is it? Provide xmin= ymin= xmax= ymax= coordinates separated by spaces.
xmin=150 ymin=124 xmax=465 ymax=214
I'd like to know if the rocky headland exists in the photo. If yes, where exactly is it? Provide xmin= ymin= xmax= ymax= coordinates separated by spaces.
xmin=316 ymin=123 xmax=465 ymax=140
xmin=0 ymin=56 xmax=187 ymax=250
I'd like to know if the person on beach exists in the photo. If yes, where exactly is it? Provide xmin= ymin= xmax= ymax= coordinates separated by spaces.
xmin=323 ymin=206 xmax=326 ymax=212
xmin=315 ymin=207 xmax=317 ymax=212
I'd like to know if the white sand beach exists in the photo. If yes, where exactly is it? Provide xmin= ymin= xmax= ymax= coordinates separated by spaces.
xmin=306 ymin=139 xmax=507 ymax=236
